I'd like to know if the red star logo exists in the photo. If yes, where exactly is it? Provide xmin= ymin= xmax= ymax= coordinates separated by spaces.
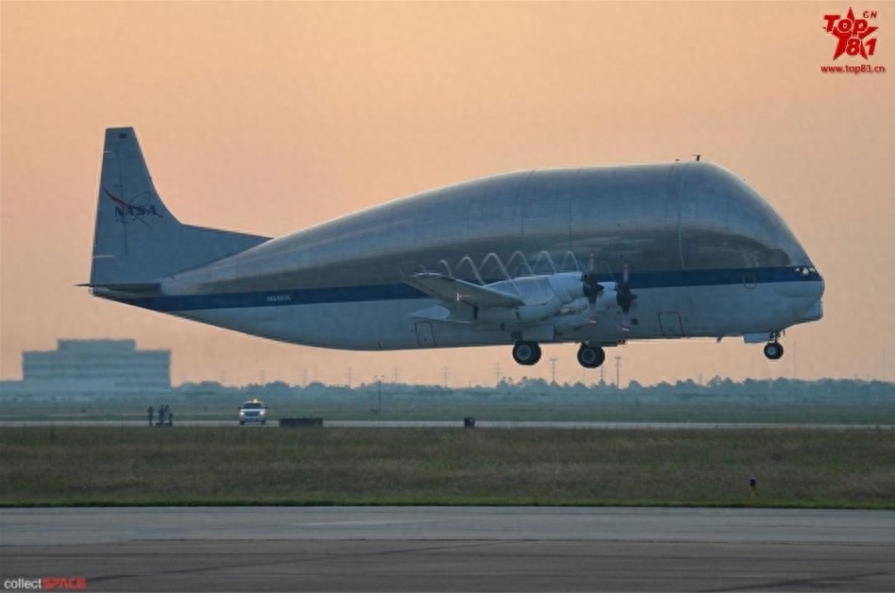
xmin=824 ymin=8 xmax=878 ymax=60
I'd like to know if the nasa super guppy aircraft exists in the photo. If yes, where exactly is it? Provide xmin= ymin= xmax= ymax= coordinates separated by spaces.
xmin=85 ymin=128 xmax=824 ymax=369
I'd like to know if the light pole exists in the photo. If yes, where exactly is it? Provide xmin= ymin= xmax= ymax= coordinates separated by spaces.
xmin=614 ymin=356 xmax=622 ymax=388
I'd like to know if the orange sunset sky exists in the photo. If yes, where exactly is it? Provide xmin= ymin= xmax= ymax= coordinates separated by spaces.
xmin=1 ymin=1 xmax=893 ymax=387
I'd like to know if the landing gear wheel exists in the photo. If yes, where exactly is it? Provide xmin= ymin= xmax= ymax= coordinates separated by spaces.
xmin=763 ymin=342 xmax=784 ymax=360
xmin=577 ymin=344 xmax=605 ymax=369
xmin=512 ymin=341 xmax=542 ymax=366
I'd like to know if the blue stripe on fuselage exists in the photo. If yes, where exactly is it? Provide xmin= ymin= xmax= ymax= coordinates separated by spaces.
xmin=104 ymin=267 xmax=823 ymax=313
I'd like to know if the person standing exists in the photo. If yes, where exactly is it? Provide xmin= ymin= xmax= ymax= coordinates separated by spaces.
xmin=147 ymin=405 xmax=154 ymax=427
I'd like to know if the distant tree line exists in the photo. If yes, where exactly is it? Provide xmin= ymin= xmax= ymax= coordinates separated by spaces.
xmin=168 ymin=376 xmax=893 ymax=405
xmin=2 ymin=376 xmax=892 ymax=404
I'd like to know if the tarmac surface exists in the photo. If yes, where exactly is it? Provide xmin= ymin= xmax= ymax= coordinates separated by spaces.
xmin=2 ymin=507 xmax=894 ymax=592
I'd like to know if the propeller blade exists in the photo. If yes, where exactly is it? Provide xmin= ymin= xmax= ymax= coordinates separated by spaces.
xmin=580 ymin=252 xmax=604 ymax=303
xmin=616 ymin=263 xmax=637 ymax=313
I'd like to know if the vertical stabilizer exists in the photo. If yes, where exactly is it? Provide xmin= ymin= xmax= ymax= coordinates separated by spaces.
xmin=89 ymin=128 xmax=269 ymax=286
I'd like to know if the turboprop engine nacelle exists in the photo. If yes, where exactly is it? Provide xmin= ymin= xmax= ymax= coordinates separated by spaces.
xmin=547 ymin=273 xmax=619 ymax=312
xmin=590 ymin=282 xmax=618 ymax=311
xmin=476 ymin=297 xmax=565 ymax=325
xmin=475 ymin=275 xmax=621 ymax=327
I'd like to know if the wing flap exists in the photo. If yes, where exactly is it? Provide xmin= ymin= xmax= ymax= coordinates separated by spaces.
xmin=405 ymin=273 xmax=523 ymax=309
xmin=408 ymin=305 xmax=472 ymax=324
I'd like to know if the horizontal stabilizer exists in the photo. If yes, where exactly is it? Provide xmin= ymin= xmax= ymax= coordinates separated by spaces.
xmin=405 ymin=273 xmax=524 ymax=309
xmin=78 ymin=282 xmax=162 ymax=295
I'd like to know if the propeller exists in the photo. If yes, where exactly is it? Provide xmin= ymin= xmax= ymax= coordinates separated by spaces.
xmin=578 ymin=253 xmax=614 ymax=323
xmin=581 ymin=253 xmax=602 ymax=305
xmin=579 ymin=255 xmax=639 ymax=329
xmin=616 ymin=264 xmax=637 ymax=331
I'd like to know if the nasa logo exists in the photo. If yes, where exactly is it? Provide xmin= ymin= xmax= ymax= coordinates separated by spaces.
xmin=823 ymin=8 xmax=878 ymax=60
xmin=103 ymin=187 xmax=164 ymax=227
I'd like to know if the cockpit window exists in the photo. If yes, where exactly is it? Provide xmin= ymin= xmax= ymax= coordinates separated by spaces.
xmin=680 ymin=164 xmax=811 ymax=270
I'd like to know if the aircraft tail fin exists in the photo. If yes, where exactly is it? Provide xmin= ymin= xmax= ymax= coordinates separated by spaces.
xmin=89 ymin=128 xmax=269 ymax=287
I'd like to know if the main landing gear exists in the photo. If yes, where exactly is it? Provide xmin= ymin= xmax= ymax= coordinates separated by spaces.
xmin=763 ymin=332 xmax=784 ymax=360
xmin=512 ymin=341 xmax=542 ymax=366
xmin=577 ymin=344 xmax=605 ymax=369
xmin=511 ymin=342 xmax=606 ymax=369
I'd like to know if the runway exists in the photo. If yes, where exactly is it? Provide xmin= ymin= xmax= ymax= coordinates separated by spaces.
xmin=2 ymin=507 xmax=893 ymax=591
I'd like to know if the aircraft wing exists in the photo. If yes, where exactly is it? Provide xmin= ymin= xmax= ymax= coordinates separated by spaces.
xmin=406 ymin=273 xmax=524 ymax=309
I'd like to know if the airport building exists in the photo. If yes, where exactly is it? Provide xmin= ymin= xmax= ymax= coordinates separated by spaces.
xmin=11 ymin=339 xmax=171 ymax=396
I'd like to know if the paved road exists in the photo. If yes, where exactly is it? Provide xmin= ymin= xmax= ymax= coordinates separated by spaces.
xmin=2 ymin=419 xmax=893 ymax=430
xmin=2 ymin=507 xmax=893 ymax=591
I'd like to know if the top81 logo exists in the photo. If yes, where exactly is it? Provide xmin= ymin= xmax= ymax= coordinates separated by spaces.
xmin=824 ymin=8 xmax=878 ymax=60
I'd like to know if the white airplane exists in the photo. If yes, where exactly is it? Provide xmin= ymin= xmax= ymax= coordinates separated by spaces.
xmin=85 ymin=128 xmax=824 ymax=369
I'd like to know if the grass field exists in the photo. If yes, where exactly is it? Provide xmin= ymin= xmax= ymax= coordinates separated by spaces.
xmin=1 ymin=427 xmax=893 ymax=508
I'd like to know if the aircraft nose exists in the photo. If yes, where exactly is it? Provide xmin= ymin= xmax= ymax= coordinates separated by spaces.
xmin=808 ymin=268 xmax=825 ymax=302
xmin=794 ymin=269 xmax=824 ymax=323
xmin=798 ymin=295 xmax=823 ymax=323
xmin=773 ymin=268 xmax=824 ymax=323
